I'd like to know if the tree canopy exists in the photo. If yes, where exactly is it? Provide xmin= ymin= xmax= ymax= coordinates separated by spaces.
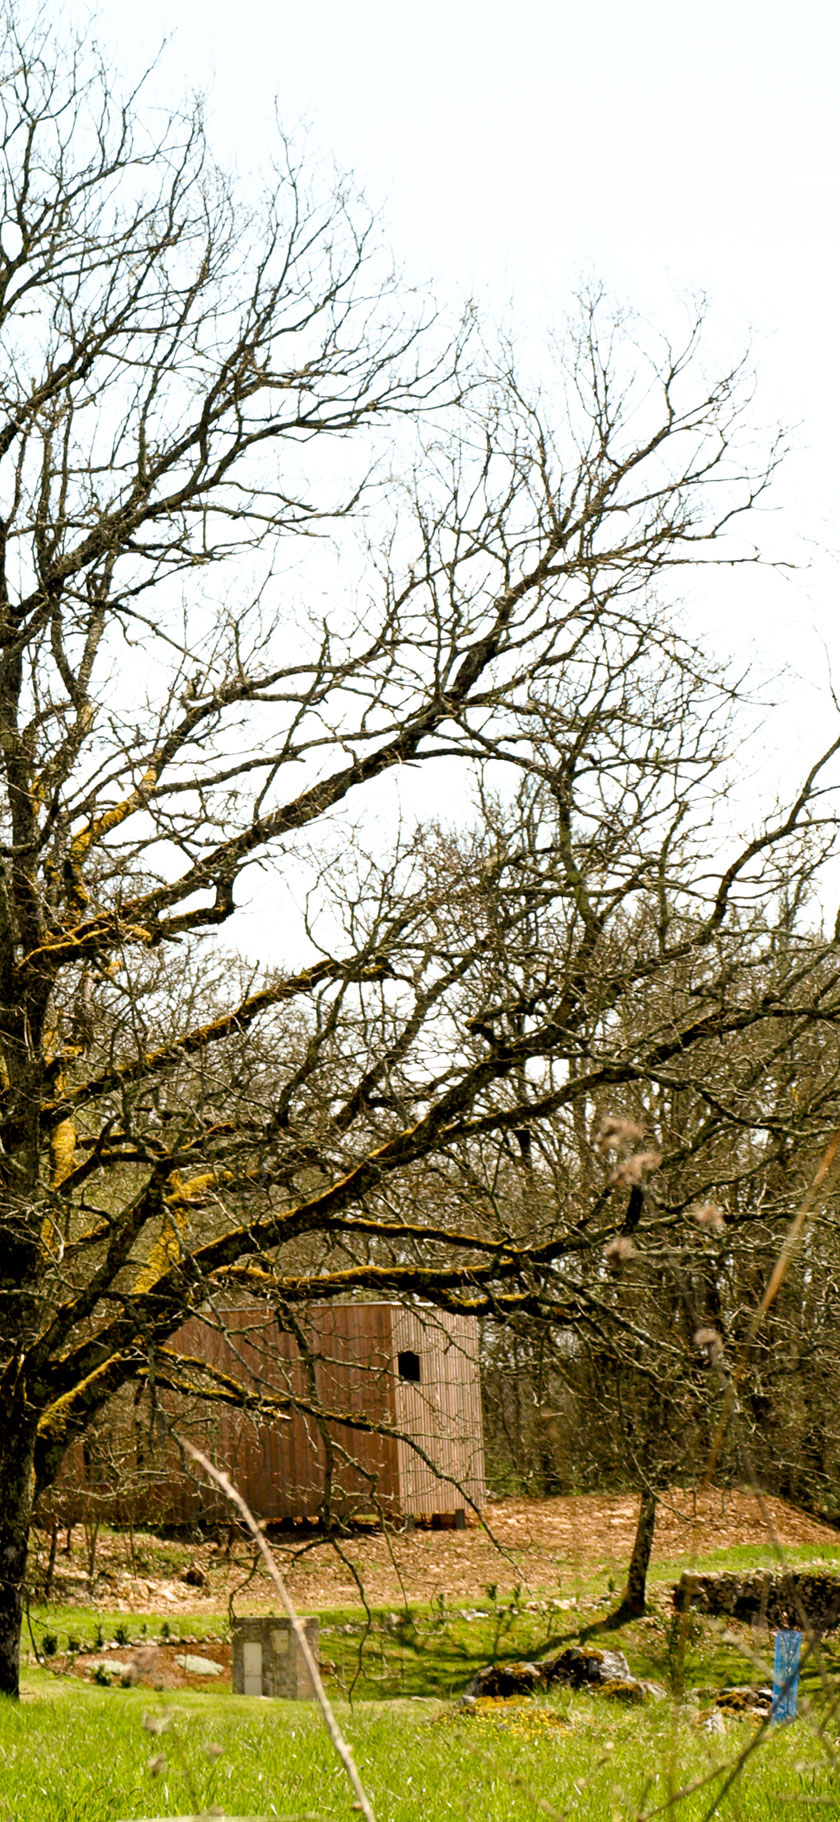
xmin=0 ymin=3 xmax=838 ymax=1698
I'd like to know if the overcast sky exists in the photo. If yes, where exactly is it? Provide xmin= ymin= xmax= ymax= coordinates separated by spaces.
xmin=87 ymin=0 xmax=840 ymax=944
xmin=92 ymin=0 xmax=837 ymax=673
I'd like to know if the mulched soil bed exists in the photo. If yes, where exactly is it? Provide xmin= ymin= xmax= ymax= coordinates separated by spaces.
xmin=32 ymin=1487 xmax=839 ymax=1615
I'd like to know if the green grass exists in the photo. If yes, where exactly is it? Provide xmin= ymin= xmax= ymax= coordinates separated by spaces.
xmin=23 ymin=1573 xmax=840 ymax=1708
xmin=12 ymin=1537 xmax=840 ymax=1818
xmin=652 ymin=1540 xmax=840 ymax=1578
xmin=312 ymin=1573 xmax=840 ymax=1706
xmin=316 ymin=1592 xmax=571 ymax=1701
xmin=24 ymin=1604 xmax=227 ymax=1659
xmin=5 ymin=1672 xmax=840 ymax=1821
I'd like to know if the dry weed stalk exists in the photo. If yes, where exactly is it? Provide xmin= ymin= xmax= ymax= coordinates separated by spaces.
xmin=181 ymin=1439 xmax=376 ymax=1822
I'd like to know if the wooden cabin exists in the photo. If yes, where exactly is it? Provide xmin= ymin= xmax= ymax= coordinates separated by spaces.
xmin=53 ymin=1302 xmax=485 ymax=1527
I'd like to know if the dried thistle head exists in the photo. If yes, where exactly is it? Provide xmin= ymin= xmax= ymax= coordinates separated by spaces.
xmin=611 ymin=1150 xmax=662 ymax=1187
xmin=603 ymin=1235 xmax=636 ymax=1268
xmin=693 ymin=1202 xmax=726 ymax=1235
xmin=694 ymin=1327 xmax=724 ymax=1363
xmin=596 ymin=1116 xmax=645 ymax=1154
xmin=142 ymin=1714 xmax=172 ymax=1736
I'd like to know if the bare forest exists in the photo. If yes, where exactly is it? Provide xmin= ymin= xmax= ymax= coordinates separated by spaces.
xmin=1 ymin=2 xmax=840 ymax=1707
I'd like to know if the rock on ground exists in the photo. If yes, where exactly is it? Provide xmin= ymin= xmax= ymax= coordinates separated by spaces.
xmin=175 ymin=1653 xmax=224 ymax=1676
xmin=467 ymin=1643 xmax=665 ymax=1704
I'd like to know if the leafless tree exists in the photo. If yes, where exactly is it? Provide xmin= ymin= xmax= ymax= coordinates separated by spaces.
xmin=0 ymin=2 xmax=837 ymax=1700
xmin=473 ymin=886 xmax=840 ymax=1606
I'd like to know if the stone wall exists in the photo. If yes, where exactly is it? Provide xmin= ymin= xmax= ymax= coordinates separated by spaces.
xmin=673 ymin=1569 xmax=840 ymax=1632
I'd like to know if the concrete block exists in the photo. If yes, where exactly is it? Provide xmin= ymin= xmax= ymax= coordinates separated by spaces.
xmin=231 ymin=1616 xmax=318 ymax=1699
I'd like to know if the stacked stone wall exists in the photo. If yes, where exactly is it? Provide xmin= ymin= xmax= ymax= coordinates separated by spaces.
xmin=674 ymin=1569 xmax=840 ymax=1632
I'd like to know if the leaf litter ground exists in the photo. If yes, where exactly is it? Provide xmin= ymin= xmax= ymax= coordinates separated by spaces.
xmin=33 ymin=1487 xmax=839 ymax=1619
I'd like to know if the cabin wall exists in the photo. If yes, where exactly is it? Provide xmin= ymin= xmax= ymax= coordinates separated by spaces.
xmin=165 ymin=1302 xmax=402 ymax=1523
xmin=45 ymin=1302 xmax=484 ymax=1526
xmin=391 ymin=1306 xmax=485 ymax=1516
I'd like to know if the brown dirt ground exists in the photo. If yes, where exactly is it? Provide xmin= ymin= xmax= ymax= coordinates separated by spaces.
xmin=271 ymin=1487 xmax=839 ymax=1608
xmin=37 ymin=1487 xmax=840 ymax=1617
xmin=69 ymin=1638 xmax=232 ymax=1692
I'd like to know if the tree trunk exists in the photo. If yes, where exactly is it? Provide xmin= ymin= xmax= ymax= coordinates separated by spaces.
xmin=606 ymin=1487 xmax=658 ymax=1626
xmin=0 ymin=1415 xmax=37 ymax=1699
xmin=44 ymin=1520 xmax=59 ymax=1600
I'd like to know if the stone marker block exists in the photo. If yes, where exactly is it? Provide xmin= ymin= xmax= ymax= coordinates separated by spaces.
xmin=232 ymin=1616 xmax=318 ymax=1699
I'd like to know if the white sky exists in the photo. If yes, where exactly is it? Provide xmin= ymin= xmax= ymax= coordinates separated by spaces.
xmin=88 ymin=0 xmax=840 ymax=945
xmin=93 ymin=0 xmax=838 ymax=651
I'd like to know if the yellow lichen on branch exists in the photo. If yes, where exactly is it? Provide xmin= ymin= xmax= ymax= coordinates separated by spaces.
xmin=69 ymin=762 xmax=160 ymax=861
xmin=50 ymin=1118 xmax=77 ymax=1189
xmin=132 ymin=1186 xmax=192 ymax=1294
xmin=37 ymin=1355 xmax=132 ymax=1446
xmin=164 ymin=1167 xmax=230 ymax=1208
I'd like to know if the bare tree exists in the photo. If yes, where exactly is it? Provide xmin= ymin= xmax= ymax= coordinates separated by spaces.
xmin=0 ymin=2 xmax=836 ymax=1700
xmin=473 ymin=885 xmax=840 ymax=1603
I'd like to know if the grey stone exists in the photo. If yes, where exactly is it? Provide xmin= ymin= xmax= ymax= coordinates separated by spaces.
xmin=674 ymin=1569 xmax=840 ymax=1634
xmin=231 ymin=1616 xmax=318 ymax=1700
xmin=543 ymin=1644 xmax=632 ymax=1686
xmin=714 ymin=1683 xmax=772 ymax=1717
xmin=467 ymin=1643 xmax=653 ymax=1703
xmin=175 ymin=1653 xmax=224 ymax=1676
xmin=467 ymin=1659 xmax=542 ymax=1698
xmin=86 ymin=1656 xmax=145 ymax=1685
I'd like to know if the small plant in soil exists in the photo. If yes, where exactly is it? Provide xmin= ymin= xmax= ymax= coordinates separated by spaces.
xmin=391 ymin=1610 xmax=418 ymax=1647
xmin=665 ymin=1608 xmax=703 ymax=1698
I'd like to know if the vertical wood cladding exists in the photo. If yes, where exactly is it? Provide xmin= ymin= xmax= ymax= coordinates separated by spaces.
xmin=390 ymin=1305 xmax=485 ymax=1518
xmin=52 ymin=1303 xmax=485 ymax=1524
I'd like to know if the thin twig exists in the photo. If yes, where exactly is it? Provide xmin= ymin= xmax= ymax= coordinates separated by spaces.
xmin=181 ymin=1439 xmax=376 ymax=1822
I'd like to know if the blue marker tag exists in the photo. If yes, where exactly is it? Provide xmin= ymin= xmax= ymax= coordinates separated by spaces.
xmin=772 ymin=1629 xmax=802 ymax=1722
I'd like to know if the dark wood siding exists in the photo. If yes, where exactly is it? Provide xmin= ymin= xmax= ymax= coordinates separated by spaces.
xmin=161 ymin=1303 xmax=401 ymax=1522
xmin=48 ymin=1302 xmax=484 ymax=1524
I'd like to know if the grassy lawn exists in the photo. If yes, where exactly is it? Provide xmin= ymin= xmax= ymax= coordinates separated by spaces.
xmin=22 ymin=1590 xmax=759 ymax=1705
xmin=5 ymin=1671 xmax=840 ymax=1821
xmin=9 ymin=1538 xmax=840 ymax=1819
xmin=25 ymin=1545 xmax=840 ymax=1704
